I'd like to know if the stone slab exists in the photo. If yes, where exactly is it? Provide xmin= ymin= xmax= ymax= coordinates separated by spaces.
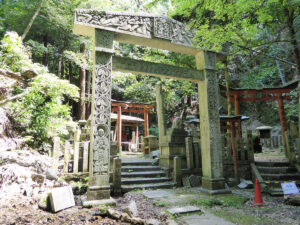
xmin=182 ymin=176 xmax=191 ymax=188
xmin=49 ymin=186 xmax=75 ymax=212
xmin=167 ymin=206 xmax=201 ymax=215
xmin=189 ymin=175 xmax=201 ymax=187
xmin=142 ymin=190 xmax=175 ymax=199
xmin=179 ymin=213 xmax=234 ymax=225
xmin=82 ymin=197 xmax=116 ymax=208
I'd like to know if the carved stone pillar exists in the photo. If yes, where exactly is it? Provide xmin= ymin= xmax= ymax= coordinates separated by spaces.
xmin=195 ymin=51 xmax=229 ymax=194
xmin=87 ymin=29 xmax=114 ymax=202
xmin=155 ymin=82 xmax=166 ymax=144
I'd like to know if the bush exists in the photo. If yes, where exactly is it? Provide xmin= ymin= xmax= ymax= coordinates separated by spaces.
xmin=1 ymin=32 xmax=79 ymax=150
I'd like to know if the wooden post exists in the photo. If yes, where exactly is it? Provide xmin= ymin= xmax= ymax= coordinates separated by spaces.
xmin=234 ymin=94 xmax=240 ymax=115
xmin=277 ymin=93 xmax=287 ymax=149
xmin=144 ymin=109 xmax=149 ymax=136
xmin=117 ymin=106 xmax=122 ymax=151
xmin=230 ymin=122 xmax=239 ymax=182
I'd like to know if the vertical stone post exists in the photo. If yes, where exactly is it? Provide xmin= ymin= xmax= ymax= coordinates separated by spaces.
xmin=113 ymin=158 xmax=122 ymax=196
xmin=52 ymin=137 xmax=60 ymax=171
xmin=185 ymin=137 xmax=194 ymax=169
xmin=155 ymin=82 xmax=166 ymax=143
xmin=195 ymin=50 xmax=227 ymax=193
xmin=83 ymin=141 xmax=89 ymax=172
xmin=87 ymin=29 xmax=114 ymax=201
xmin=173 ymin=156 xmax=182 ymax=187
xmin=246 ymin=130 xmax=254 ymax=162
xmin=64 ymin=141 xmax=71 ymax=173
xmin=74 ymin=142 xmax=80 ymax=173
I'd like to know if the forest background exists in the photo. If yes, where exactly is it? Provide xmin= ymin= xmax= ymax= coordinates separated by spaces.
xmin=0 ymin=0 xmax=299 ymax=150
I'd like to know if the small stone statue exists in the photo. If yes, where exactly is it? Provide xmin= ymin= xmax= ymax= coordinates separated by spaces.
xmin=172 ymin=117 xmax=183 ymax=129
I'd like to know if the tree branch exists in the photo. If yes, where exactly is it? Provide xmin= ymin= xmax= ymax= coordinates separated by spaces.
xmin=0 ymin=90 xmax=29 ymax=106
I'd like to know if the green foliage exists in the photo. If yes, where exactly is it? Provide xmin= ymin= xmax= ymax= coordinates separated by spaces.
xmin=0 ymin=32 xmax=79 ymax=149
xmin=64 ymin=50 xmax=92 ymax=70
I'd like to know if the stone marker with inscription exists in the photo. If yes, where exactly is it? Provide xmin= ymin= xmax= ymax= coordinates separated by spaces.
xmin=189 ymin=175 xmax=201 ymax=187
xmin=49 ymin=186 xmax=75 ymax=212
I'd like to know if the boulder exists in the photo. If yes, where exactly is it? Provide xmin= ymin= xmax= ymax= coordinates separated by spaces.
xmin=124 ymin=200 xmax=138 ymax=217
xmin=46 ymin=169 xmax=58 ymax=181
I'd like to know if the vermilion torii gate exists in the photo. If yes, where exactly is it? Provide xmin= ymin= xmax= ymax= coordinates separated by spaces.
xmin=73 ymin=9 xmax=227 ymax=202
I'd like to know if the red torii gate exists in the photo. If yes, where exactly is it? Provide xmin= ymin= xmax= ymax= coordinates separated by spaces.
xmin=111 ymin=100 xmax=154 ymax=150
xmin=224 ymin=80 xmax=299 ymax=147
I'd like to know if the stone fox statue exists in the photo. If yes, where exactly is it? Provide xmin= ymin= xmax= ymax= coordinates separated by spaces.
xmin=172 ymin=117 xmax=183 ymax=129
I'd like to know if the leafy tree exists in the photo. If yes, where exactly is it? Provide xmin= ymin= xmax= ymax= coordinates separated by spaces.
xmin=1 ymin=32 xmax=79 ymax=150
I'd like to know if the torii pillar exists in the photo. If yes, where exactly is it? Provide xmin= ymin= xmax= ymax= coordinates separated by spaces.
xmin=196 ymin=51 xmax=228 ymax=193
xmin=74 ymin=27 xmax=115 ymax=204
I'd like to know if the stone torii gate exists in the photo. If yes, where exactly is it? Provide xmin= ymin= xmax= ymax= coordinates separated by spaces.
xmin=73 ymin=9 xmax=227 ymax=202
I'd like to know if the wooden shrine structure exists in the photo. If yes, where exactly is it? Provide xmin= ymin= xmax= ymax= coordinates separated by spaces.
xmin=111 ymin=100 xmax=154 ymax=150
xmin=221 ymin=79 xmax=300 ymax=148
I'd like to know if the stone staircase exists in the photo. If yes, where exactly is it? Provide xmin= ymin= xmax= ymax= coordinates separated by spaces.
xmin=256 ymin=161 xmax=300 ymax=196
xmin=121 ymin=159 xmax=174 ymax=193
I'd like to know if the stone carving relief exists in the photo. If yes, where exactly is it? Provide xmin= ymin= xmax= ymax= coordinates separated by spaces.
xmin=75 ymin=9 xmax=195 ymax=47
xmin=92 ymin=62 xmax=112 ymax=174
xmin=76 ymin=9 xmax=152 ymax=37
xmin=154 ymin=17 xmax=194 ymax=46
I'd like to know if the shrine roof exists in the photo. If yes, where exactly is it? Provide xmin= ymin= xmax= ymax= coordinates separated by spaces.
xmin=111 ymin=113 xmax=144 ymax=123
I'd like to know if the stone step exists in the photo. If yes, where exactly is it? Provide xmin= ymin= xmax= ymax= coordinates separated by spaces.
xmin=261 ymin=173 xmax=300 ymax=181
xmin=121 ymin=181 xmax=174 ymax=192
xmin=121 ymin=160 xmax=154 ymax=167
xmin=121 ymin=171 xmax=165 ymax=178
xmin=268 ymin=188 xmax=284 ymax=197
xmin=121 ymin=177 xmax=172 ymax=185
xmin=255 ymin=161 xmax=290 ymax=167
xmin=257 ymin=166 xmax=297 ymax=174
xmin=122 ymin=166 xmax=161 ymax=172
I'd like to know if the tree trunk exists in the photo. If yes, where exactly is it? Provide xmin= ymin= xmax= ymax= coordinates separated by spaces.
xmin=286 ymin=8 xmax=300 ymax=79
xmin=78 ymin=43 xmax=86 ymax=120
xmin=42 ymin=34 xmax=48 ymax=66
xmin=58 ymin=55 xmax=62 ymax=78
xmin=68 ymin=60 xmax=72 ymax=82
xmin=21 ymin=0 xmax=46 ymax=40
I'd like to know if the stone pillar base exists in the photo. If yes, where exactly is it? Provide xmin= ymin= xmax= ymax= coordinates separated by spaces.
xmin=87 ymin=174 xmax=110 ymax=200
xmin=201 ymin=177 xmax=231 ymax=194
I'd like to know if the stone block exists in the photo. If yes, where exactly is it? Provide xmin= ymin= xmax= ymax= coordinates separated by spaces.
xmin=113 ymin=158 xmax=121 ymax=196
xmin=49 ymin=186 xmax=75 ymax=212
xmin=167 ymin=206 xmax=201 ymax=215
xmin=173 ymin=156 xmax=181 ymax=186
xmin=189 ymin=175 xmax=201 ymax=187
xmin=182 ymin=176 xmax=191 ymax=188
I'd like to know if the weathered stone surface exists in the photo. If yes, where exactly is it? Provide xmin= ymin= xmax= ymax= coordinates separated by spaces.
xmin=189 ymin=175 xmax=201 ymax=187
xmin=124 ymin=200 xmax=138 ymax=217
xmin=173 ymin=156 xmax=182 ymax=186
xmin=49 ymin=186 xmax=75 ymax=212
xmin=182 ymin=176 xmax=191 ymax=188
xmin=82 ymin=197 xmax=116 ymax=208
xmin=113 ymin=158 xmax=122 ymax=196
xmin=167 ymin=206 xmax=201 ymax=215
xmin=179 ymin=212 xmax=234 ymax=225
xmin=142 ymin=190 xmax=175 ymax=199
xmin=31 ymin=174 xmax=45 ymax=185
xmin=38 ymin=192 xmax=51 ymax=211
xmin=46 ymin=169 xmax=58 ymax=181
xmin=147 ymin=218 xmax=160 ymax=225
xmin=284 ymin=193 xmax=300 ymax=205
